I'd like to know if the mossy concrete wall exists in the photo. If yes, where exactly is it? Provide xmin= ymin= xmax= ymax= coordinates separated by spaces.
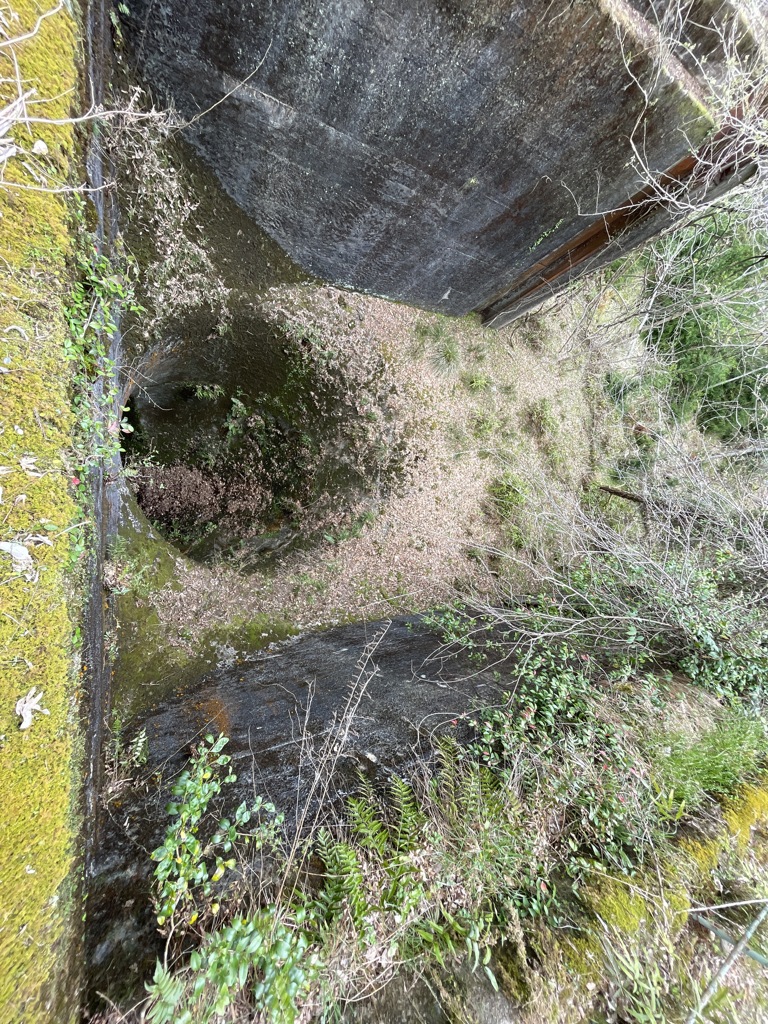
xmin=547 ymin=779 xmax=768 ymax=1022
xmin=0 ymin=3 xmax=81 ymax=1021
xmin=122 ymin=0 xmax=723 ymax=319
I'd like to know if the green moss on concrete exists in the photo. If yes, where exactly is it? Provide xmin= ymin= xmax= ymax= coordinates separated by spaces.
xmin=0 ymin=3 xmax=81 ymax=1021
xmin=204 ymin=614 xmax=298 ymax=653
xmin=493 ymin=915 xmax=532 ymax=1004
xmin=724 ymin=782 xmax=768 ymax=848
xmin=674 ymin=778 xmax=768 ymax=895
xmin=109 ymin=511 xmax=190 ymax=718
xmin=109 ymin=500 xmax=181 ymax=598
xmin=544 ymin=781 xmax=768 ymax=1022
xmin=678 ymin=833 xmax=723 ymax=881
xmin=114 ymin=595 xmax=299 ymax=721
xmin=110 ymin=498 xmax=298 ymax=720
xmin=582 ymin=876 xmax=650 ymax=935
xmin=558 ymin=931 xmax=604 ymax=989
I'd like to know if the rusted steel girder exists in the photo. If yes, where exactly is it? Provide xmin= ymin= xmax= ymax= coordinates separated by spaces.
xmin=481 ymin=88 xmax=766 ymax=327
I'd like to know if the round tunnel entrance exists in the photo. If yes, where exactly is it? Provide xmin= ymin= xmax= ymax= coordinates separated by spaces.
xmin=122 ymin=308 xmax=412 ymax=566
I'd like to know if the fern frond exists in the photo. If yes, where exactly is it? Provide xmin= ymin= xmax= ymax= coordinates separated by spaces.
xmin=433 ymin=736 xmax=462 ymax=824
xmin=390 ymin=775 xmax=426 ymax=853
xmin=146 ymin=961 xmax=185 ymax=1024
xmin=314 ymin=831 xmax=371 ymax=932
xmin=490 ymin=768 xmax=523 ymax=821
xmin=347 ymin=795 xmax=389 ymax=857
xmin=354 ymin=769 xmax=380 ymax=808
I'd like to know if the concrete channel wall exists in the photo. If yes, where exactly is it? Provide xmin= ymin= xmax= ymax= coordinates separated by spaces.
xmin=123 ymin=0 xmax=753 ymax=320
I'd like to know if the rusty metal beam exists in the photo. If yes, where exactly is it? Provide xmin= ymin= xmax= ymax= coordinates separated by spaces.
xmin=481 ymin=87 xmax=766 ymax=327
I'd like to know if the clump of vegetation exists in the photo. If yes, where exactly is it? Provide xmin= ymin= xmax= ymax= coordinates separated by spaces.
xmin=653 ymin=716 xmax=768 ymax=817
xmin=414 ymin=316 xmax=461 ymax=374
xmin=103 ymin=534 xmax=171 ymax=599
xmin=487 ymin=473 xmax=529 ymax=548
xmin=64 ymin=199 xmax=144 ymax=469
xmin=602 ymin=369 xmax=642 ymax=407
xmin=104 ymin=714 xmax=148 ymax=799
xmin=644 ymin=211 xmax=768 ymax=439
xmin=524 ymin=396 xmax=567 ymax=473
xmin=462 ymin=370 xmax=492 ymax=393
xmin=191 ymin=383 xmax=225 ymax=402
xmin=139 ymin=651 xmax=768 ymax=1024
xmin=526 ymin=396 xmax=559 ymax=437
xmin=487 ymin=473 xmax=528 ymax=517
xmin=464 ymin=442 xmax=768 ymax=701
xmin=147 ymin=736 xmax=313 ymax=1023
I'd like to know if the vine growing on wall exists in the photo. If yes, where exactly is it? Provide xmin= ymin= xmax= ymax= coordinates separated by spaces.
xmin=64 ymin=197 xmax=144 ymax=471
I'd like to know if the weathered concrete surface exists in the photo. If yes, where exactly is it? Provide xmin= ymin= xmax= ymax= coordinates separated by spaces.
xmin=86 ymin=617 xmax=505 ymax=1011
xmin=122 ymin=0 xmax=734 ymax=317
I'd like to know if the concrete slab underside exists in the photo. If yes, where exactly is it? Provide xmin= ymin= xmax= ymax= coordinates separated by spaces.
xmin=123 ymin=0 xmax=747 ymax=318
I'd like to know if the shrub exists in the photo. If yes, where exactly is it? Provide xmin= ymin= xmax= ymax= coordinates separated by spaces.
xmin=486 ymin=473 xmax=529 ymax=547
xmin=147 ymin=913 xmax=315 ymax=1024
xmin=470 ymin=468 xmax=768 ymax=699
xmin=151 ymin=735 xmax=284 ymax=931
xmin=147 ymin=735 xmax=314 ymax=1024
xmin=142 ymin=663 xmax=768 ymax=1022
xmin=467 ymin=645 xmax=654 ymax=878
xmin=145 ymin=736 xmax=506 ymax=1020
xmin=645 ymin=212 xmax=768 ymax=439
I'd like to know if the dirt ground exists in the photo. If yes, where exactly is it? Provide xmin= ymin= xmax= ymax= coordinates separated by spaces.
xmin=135 ymin=280 xmax=617 ymax=652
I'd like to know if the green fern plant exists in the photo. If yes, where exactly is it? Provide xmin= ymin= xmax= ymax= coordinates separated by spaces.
xmin=390 ymin=775 xmax=426 ymax=853
xmin=347 ymin=779 xmax=390 ymax=857
xmin=146 ymin=963 xmax=185 ymax=1024
xmin=314 ymin=831 xmax=372 ymax=937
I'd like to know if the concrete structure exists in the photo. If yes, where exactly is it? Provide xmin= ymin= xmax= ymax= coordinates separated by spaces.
xmin=124 ymin=0 xmax=756 ymax=323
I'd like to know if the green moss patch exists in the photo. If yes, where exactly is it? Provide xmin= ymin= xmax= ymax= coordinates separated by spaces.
xmin=541 ymin=780 xmax=768 ymax=1023
xmin=0 ymin=3 xmax=81 ymax=1021
xmin=108 ymin=497 xmax=299 ymax=721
